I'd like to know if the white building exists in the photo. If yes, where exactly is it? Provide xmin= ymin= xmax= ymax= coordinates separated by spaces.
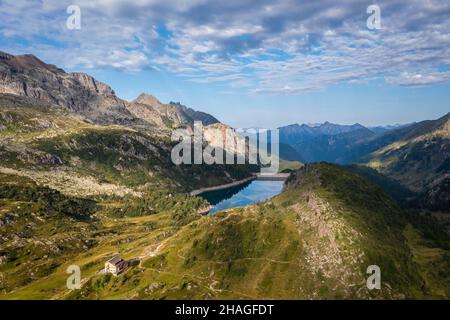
xmin=104 ymin=256 xmax=128 ymax=276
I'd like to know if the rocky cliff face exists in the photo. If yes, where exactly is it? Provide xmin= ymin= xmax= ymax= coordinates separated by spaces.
xmin=0 ymin=51 xmax=140 ymax=125
xmin=0 ymin=51 xmax=219 ymax=128
xmin=0 ymin=51 xmax=125 ymax=111
xmin=127 ymin=94 xmax=192 ymax=128
xmin=126 ymin=94 xmax=219 ymax=130
xmin=169 ymin=101 xmax=219 ymax=126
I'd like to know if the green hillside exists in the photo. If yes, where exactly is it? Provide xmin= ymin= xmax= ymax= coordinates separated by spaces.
xmin=0 ymin=94 xmax=256 ymax=196
xmin=0 ymin=51 xmax=448 ymax=301
xmin=364 ymin=113 xmax=449 ymax=211
xmin=6 ymin=163 xmax=441 ymax=300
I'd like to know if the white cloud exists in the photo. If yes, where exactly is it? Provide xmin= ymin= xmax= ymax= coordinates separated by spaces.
xmin=0 ymin=0 xmax=449 ymax=92
xmin=387 ymin=71 xmax=450 ymax=86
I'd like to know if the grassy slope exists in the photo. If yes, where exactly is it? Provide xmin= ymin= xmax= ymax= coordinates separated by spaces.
xmin=279 ymin=159 xmax=303 ymax=173
xmin=0 ymin=171 xmax=209 ymax=299
xmin=362 ymin=114 xmax=449 ymax=211
xmin=1 ymin=96 xmax=448 ymax=299
xmin=344 ymin=165 xmax=417 ymax=208
xmin=1 ymin=164 xmax=448 ymax=299
xmin=403 ymin=224 xmax=450 ymax=298
xmin=0 ymin=97 xmax=256 ymax=299
xmin=31 ymin=163 xmax=445 ymax=300
xmin=0 ymin=100 xmax=256 ymax=197
xmin=0 ymin=173 xmax=98 ymax=295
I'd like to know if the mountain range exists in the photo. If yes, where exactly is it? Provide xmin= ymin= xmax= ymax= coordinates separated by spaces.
xmin=278 ymin=121 xmax=411 ymax=163
xmin=0 ymin=51 xmax=448 ymax=300
xmin=278 ymin=115 xmax=450 ymax=210
xmin=0 ymin=51 xmax=218 ymax=131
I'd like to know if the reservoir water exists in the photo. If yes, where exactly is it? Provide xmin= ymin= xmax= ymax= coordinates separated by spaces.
xmin=199 ymin=180 xmax=284 ymax=214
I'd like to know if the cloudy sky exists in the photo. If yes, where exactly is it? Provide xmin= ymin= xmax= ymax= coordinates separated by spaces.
xmin=0 ymin=0 xmax=449 ymax=127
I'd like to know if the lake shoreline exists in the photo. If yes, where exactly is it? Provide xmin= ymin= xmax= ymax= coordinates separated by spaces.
xmin=189 ymin=175 xmax=256 ymax=196
xmin=189 ymin=172 xmax=290 ymax=197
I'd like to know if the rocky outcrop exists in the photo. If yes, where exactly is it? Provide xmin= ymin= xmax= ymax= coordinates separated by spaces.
xmin=127 ymin=94 xmax=189 ymax=128
xmin=0 ymin=51 xmax=134 ymax=124
xmin=127 ymin=93 xmax=219 ymax=129
xmin=0 ymin=51 xmax=220 ymax=129
xmin=169 ymin=101 xmax=219 ymax=126
xmin=70 ymin=72 xmax=116 ymax=97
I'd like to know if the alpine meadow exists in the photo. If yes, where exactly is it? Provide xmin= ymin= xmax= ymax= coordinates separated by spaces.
xmin=0 ymin=0 xmax=449 ymax=305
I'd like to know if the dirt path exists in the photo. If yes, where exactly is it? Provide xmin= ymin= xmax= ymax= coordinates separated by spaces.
xmin=138 ymin=231 xmax=179 ymax=261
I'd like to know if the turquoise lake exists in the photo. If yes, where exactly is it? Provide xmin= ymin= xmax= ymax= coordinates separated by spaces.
xmin=199 ymin=180 xmax=285 ymax=214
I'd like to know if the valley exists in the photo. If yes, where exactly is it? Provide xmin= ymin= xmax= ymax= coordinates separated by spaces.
xmin=0 ymin=51 xmax=448 ymax=300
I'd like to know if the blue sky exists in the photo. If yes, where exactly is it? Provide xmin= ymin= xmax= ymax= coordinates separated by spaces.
xmin=0 ymin=0 xmax=449 ymax=128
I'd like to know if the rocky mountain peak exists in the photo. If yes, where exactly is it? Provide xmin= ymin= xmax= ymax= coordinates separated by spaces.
xmin=70 ymin=72 xmax=116 ymax=97
xmin=134 ymin=93 xmax=162 ymax=107
xmin=0 ymin=51 xmax=219 ymax=129
xmin=0 ymin=51 xmax=14 ymax=60
xmin=0 ymin=51 xmax=63 ymax=73
xmin=0 ymin=50 xmax=134 ymax=123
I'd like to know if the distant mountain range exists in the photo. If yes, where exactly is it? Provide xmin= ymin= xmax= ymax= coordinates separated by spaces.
xmin=279 ymin=125 xmax=375 ymax=163
xmin=278 ymin=121 xmax=413 ymax=163
xmin=278 ymin=114 xmax=450 ymax=210
xmin=368 ymin=123 xmax=413 ymax=134
xmin=279 ymin=121 xmax=367 ymax=145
